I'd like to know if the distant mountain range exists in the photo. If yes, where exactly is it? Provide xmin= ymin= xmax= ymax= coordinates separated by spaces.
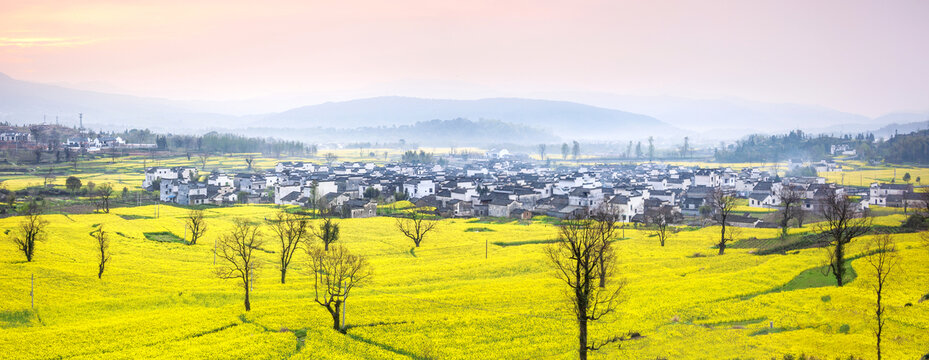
xmin=263 ymin=96 xmax=679 ymax=140
xmin=0 ymin=72 xmax=926 ymax=143
xmin=536 ymin=92 xmax=877 ymax=133
xmin=241 ymin=118 xmax=559 ymax=146
xmin=0 ymin=72 xmax=245 ymax=131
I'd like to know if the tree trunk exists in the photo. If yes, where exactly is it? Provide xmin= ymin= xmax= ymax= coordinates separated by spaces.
xmin=718 ymin=223 xmax=726 ymax=255
xmin=876 ymin=292 xmax=883 ymax=360
xmin=578 ymin=315 xmax=588 ymax=360
xmin=833 ymin=243 xmax=845 ymax=287
xmin=244 ymin=285 xmax=251 ymax=311
xmin=331 ymin=302 xmax=342 ymax=332
xmin=280 ymin=268 xmax=287 ymax=284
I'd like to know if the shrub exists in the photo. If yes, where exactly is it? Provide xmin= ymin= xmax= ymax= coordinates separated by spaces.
xmin=901 ymin=214 xmax=927 ymax=230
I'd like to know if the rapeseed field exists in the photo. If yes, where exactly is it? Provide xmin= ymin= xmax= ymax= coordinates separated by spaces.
xmin=1 ymin=205 xmax=927 ymax=359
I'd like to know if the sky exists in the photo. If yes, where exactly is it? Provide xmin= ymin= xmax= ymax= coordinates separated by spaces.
xmin=1 ymin=0 xmax=927 ymax=117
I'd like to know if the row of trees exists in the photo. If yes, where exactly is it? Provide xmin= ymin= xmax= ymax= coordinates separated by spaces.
xmin=713 ymin=129 xmax=929 ymax=164
xmin=211 ymin=209 xmax=438 ymax=331
xmin=205 ymin=211 xmax=359 ymax=328
xmin=8 ymin=200 xmax=113 ymax=278
xmin=119 ymin=130 xmax=316 ymax=157
xmin=880 ymin=129 xmax=929 ymax=164
xmin=714 ymin=130 xmax=871 ymax=163
xmin=540 ymin=137 xmax=674 ymax=163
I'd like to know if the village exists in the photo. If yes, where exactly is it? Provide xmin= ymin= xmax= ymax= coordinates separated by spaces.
xmin=144 ymin=153 xmax=923 ymax=226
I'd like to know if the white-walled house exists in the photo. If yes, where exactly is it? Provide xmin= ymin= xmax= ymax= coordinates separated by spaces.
xmin=207 ymin=173 xmax=234 ymax=187
xmin=403 ymin=179 xmax=435 ymax=199
xmin=145 ymin=167 xmax=197 ymax=189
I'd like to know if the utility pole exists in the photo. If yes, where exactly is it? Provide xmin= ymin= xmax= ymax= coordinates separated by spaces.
xmin=341 ymin=295 xmax=347 ymax=331
xmin=485 ymin=239 xmax=488 ymax=259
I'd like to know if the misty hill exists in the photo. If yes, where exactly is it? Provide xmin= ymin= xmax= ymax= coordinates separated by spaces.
xmin=242 ymin=118 xmax=558 ymax=146
xmin=545 ymin=93 xmax=875 ymax=134
xmin=262 ymin=96 xmax=680 ymax=140
xmin=0 ymin=72 xmax=245 ymax=130
xmin=868 ymin=113 xmax=929 ymax=138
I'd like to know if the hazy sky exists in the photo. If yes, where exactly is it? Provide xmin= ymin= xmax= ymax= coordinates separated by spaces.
xmin=1 ymin=0 xmax=927 ymax=117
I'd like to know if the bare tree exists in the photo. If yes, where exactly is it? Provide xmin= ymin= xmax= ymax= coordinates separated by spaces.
xmin=865 ymin=235 xmax=898 ymax=360
xmin=307 ymin=245 xmax=371 ymax=332
xmin=777 ymin=186 xmax=804 ymax=237
xmin=572 ymin=140 xmax=581 ymax=162
xmin=185 ymin=209 xmax=208 ymax=245
xmin=396 ymin=211 xmax=438 ymax=248
xmin=709 ymin=186 xmax=737 ymax=255
xmin=816 ymin=188 xmax=871 ymax=286
xmin=794 ymin=206 xmax=808 ymax=228
xmin=214 ymin=218 xmax=264 ymax=311
xmin=92 ymin=226 xmax=111 ymax=279
xmin=324 ymin=152 xmax=338 ymax=163
xmin=97 ymin=183 xmax=113 ymax=213
xmin=306 ymin=181 xmax=320 ymax=216
xmin=42 ymin=167 xmax=56 ymax=188
xmin=537 ymin=144 xmax=546 ymax=160
xmin=547 ymin=215 xmax=624 ymax=360
xmin=591 ymin=206 xmax=619 ymax=288
xmin=244 ymin=155 xmax=255 ymax=171
xmin=647 ymin=206 xmax=676 ymax=247
xmin=313 ymin=211 xmax=341 ymax=251
xmin=268 ymin=211 xmax=310 ymax=283
xmin=11 ymin=210 xmax=48 ymax=262
xmin=198 ymin=154 xmax=209 ymax=170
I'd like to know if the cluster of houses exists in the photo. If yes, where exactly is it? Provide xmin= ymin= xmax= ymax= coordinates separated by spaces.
xmin=0 ymin=131 xmax=36 ymax=150
xmin=143 ymin=156 xmax=919 ymax=224
xmin=0 ymin=128 xmax=155 ymax=152
xmin=65 ymin=136 xmax=156 ymax=152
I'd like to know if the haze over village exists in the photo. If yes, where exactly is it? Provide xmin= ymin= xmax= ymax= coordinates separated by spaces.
xmin=1 ymin=1 xmax=928 ymax=359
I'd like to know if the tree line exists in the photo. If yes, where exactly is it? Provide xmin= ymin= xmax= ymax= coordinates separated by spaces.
xmin=713 ymin=129 xmax=929 ymax=164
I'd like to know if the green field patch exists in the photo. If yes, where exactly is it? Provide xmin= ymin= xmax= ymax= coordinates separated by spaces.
xmin=740 ymin=260 xmax=859 ymax=300
xmin=749 ymin=327 xmax=788 ymax=336
xmin=731 ymin=232 xmax=826 ymax=255
xmin=464 ymin=227 xmax=495 ymax=232
xmin=0 ymin=310 xmax=34 ymax=328
xmin=492 ymin=239 xmax=558 ymax=247
xmin=696 ymin=317 xmax=767 ymax=327
xmin=117 ymin=214 xmax=152 ymax=220
xmin=143 ymin=231 xmax=186 ymax=244
xmin=468 ymin=217 xmax=518 ymax=224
